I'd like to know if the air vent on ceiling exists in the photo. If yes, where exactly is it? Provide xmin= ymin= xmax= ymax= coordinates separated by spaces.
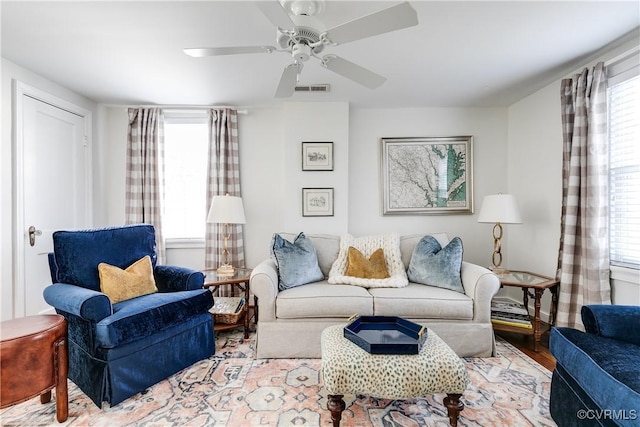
xmin=294 ymin=84 xmax=330 ymax=93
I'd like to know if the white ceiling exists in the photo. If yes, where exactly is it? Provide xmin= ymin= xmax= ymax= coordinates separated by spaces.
xmin=2 ymin=1 xmax=638 ymax=108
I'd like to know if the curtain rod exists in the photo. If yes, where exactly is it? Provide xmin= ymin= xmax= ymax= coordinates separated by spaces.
xmin=604 ymin=45 xmax=639 ymax=66
xmin=114 ymin=104 xmax=248 ymax=114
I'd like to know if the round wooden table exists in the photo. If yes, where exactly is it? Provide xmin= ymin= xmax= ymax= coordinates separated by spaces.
xmin=0 ymin=314 xmax=68 ymax=422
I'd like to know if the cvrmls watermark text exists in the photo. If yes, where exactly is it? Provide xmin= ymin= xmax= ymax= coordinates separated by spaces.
xmin=577 ymin=409 xmax=637 ymax=421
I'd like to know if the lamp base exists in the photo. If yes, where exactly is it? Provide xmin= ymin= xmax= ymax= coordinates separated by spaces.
xmin=216 ymin=264 xmax=236 ymax=276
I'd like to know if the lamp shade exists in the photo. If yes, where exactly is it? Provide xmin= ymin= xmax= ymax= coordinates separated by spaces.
xmin=477 ymin=194 xmax=522 ymax=224
xmin=207 ymin=195 xmax=246 ymax=224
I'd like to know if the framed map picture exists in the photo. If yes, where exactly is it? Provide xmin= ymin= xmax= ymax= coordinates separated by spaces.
xmin=380 ymin=136 xmax=473 ymax=215
xmin=302 ymin=142 xmax=333 ymax=171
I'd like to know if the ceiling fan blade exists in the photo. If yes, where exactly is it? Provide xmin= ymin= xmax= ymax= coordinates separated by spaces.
xmin=324 ymin=2 xmax=418 ymax=45
xmin=255 ymin=1 xmax=295 ymax=30
xmin=275 ymin=63 xmax=302 ymax=98
xmin=321 ymin=55 xmax=386 ymax=89
xmin=183 ymin=46 xmax=276 ymax=57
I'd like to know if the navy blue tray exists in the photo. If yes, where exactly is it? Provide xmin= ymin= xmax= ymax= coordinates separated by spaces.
xmin=343 ymin=315 xmax=427 ymax=354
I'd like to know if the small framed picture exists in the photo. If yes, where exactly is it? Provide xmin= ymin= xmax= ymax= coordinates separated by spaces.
xmin=302 ymin=188 xmax=334 ymax=217
xmin=302 ymin=142 xmax=333 ymax=171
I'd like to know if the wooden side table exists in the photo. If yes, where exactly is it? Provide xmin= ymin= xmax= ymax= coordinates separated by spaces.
xmin=0 ymin=314 xmax=68 ymax=422
xmin=493 ymin=270 xmax=560 ymax=352
xmin=203 ymin=268 xmax=253 ymax=339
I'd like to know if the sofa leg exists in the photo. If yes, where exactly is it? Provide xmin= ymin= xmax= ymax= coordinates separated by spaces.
xmin=327 ymin=394 xmax=345 ymax=427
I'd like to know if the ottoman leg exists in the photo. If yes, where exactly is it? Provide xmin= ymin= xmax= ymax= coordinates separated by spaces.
xmin=327 ymin=394 xmax=345 ymax=427
xmin=443 ymin=393 xmax=464 ymax=427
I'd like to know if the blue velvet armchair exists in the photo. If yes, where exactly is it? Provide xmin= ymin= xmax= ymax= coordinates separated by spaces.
xmin=43 ymin=224 xmax=215 ymax=408
xmin=549 ymin=305 xmax=640 ymax=427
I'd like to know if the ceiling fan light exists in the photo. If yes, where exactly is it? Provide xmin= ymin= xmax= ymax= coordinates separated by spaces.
xmin=292 ymin=43 xmax=311 ymax=62
xmin=285 ymin=0 xmax=324 ymax=17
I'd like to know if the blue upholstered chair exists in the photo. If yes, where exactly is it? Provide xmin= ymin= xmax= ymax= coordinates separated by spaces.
xmin=43 ymin=224 xmax=215 ymax=408
xmin=549 ymin=305 xmax=640 ymax=427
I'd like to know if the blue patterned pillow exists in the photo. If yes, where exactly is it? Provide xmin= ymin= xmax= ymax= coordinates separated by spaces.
xmin=271 ymin=232 xmax=324 ymax=291
xmin=407 ymin=235 xmax=464 ymax=293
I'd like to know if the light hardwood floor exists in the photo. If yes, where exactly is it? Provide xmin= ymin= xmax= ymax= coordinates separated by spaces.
xmin=496 ymin=330 xmax=556 ymax=371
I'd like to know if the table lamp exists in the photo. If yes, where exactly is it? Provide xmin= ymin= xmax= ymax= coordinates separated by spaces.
xmin=477 ymin=193 xmax=522 ymax=275
xmin=207 ymin=194 xmax=246 ymax=275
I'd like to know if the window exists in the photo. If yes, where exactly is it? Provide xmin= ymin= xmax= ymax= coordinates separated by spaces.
xmin=163 ymin=112 xmax=208 ymax=241
xmin=608 ymin=52 xmax=640 ymax=270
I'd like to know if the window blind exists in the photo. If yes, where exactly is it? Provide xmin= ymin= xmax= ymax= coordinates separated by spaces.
xmin=608 ymin=74 xmax=640 ymax=269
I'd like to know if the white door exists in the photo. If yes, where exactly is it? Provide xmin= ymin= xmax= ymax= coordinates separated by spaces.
xmin=16 ymin=86 xmax=91 ymax=316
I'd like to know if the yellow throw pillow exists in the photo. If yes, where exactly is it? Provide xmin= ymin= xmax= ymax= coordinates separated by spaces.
xmin=98 ymin=256 xmax=158 ymax=303
xmin=345 ymin=246 xmax=390 ymax=279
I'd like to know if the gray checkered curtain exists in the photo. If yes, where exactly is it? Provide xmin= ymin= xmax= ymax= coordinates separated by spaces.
xmin=205 ymin=109 xmax=245 ymax=287
xmin=125 ymin=108 xmax=166 ymax=263
xmin=556 ymin=62 xmax=611 ymax=329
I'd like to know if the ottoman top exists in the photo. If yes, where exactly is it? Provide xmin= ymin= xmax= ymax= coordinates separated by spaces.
xmin=321 ymin=324 xmax=469 ymax=398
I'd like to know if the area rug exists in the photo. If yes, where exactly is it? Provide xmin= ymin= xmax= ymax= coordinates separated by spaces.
xmin=0 ymin=329 xmax=554 ymax=426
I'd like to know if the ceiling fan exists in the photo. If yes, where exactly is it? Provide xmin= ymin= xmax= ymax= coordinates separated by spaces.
xmin=184 ymin=1 xmax=418 ymax=98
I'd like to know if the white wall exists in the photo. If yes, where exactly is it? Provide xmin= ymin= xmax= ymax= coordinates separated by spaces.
xmin=102 ymin=103 xmax=507 ymax=268
xmin=102 ymin=103 xmax=506 ymax=269
xmin=349 ymin=107 xmax=508 ymax=266
xmin=103 ymin=102 xmax=349 ymax=269
xmin=236 ymin=106 xmax=285 ymax=267
xmin=1 ymin=58 xmax=100 ymax=320
xmin=103 ymin=107 xmax=128 ymax=227
xmin=282 ymin=102 xmax=350 ymax=236
xmin=507 ymin=82 xmax=562 ymax=277
xmin=507 ymin=37 xmax=640 ymax=308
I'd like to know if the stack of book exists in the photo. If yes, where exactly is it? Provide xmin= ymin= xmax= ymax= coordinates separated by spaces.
xmin=209 ymin=297 xmax=245 ymax=324
xmin=491 ymin=298 xmax=532 ymax=329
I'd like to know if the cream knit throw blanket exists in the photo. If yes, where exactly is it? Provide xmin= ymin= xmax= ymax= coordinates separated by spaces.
xmin=328 ymin=233 xmax=409 ymax=288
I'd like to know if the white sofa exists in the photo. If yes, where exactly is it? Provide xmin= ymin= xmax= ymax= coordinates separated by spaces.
xmin=249 ymin=233 xmax=500 ymax=359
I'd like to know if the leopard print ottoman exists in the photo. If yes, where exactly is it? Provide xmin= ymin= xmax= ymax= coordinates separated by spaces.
xmin=321 ymin=324 xmax=469 ymax=427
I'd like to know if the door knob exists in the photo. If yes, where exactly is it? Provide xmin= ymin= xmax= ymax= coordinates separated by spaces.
xmin=28 ymin=226 xmax=42 ymax=247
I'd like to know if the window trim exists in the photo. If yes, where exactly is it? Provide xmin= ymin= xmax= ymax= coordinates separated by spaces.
xmin=164 ymin=109 xmax=208 ymax=124
xmin=165 ymin=238 xmax=205 ymax=249
xmin=606 ymin=48 xmax=640 ymax=279
xmin=610 ymin=265 xmax=640 ymax=285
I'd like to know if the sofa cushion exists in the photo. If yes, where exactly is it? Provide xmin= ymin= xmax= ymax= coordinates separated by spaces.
xmin=95 ymin=289 xmax=213 ymax=348
xmin=582 ymin=305 xmax=640 ymax=347
xmin=329 ymin=234 xmax=408 ymax=288
xmin=407 ymin=236 xmax=464 ymax=293
xmin=98 ymin=256 xmax=158 ymax=303
xmin=369 ymin=283 xmax=473 ymax=320
xmin=400 ymin=233 xmax=449 ymax=267
xmin=345 ymin=247 xmax=390 ymax=279
xmin=550 ymin=327 xmax=640 ymax=425
xmin=275 ymin=233 xmax=340 ymax=278
xmin=276 ymin=281 xmax=373 ymax=319
xmin=271 ymin=233 xmax=324 ymax=291
xmin=52 ymin=224 xmax=157 ymax=291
